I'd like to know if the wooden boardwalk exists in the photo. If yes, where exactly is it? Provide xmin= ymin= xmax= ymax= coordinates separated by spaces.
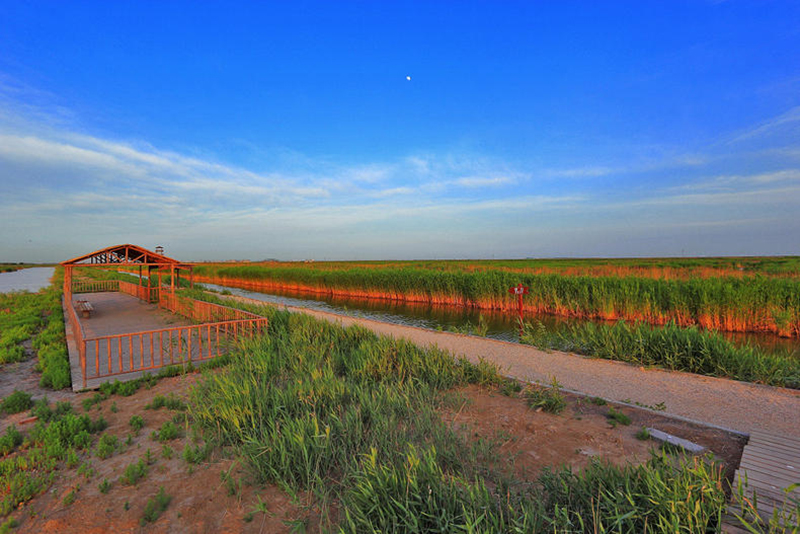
xmin=725 ymin=431 xmax=800 ymax=531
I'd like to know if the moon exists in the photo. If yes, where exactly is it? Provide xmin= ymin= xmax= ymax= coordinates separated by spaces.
xmin=406 ymin=75 xmax=411 ymax=81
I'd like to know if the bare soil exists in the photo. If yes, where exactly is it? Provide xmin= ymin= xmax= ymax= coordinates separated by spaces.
xmin=6 ymin=374 xmax=304 ymax=534
xmin=444 ymin=385 xmax=746 ymax=487
xmin=1 ymin=369 xmax=746 ymax=532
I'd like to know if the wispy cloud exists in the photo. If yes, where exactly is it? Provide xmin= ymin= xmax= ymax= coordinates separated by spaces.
xmin=454 ymin=176 xmax=515 ymax=188
xmin=2 ymin=76 xmax=799 ymax=261
xmin=728 ymin=105 xmax=800 ymax=144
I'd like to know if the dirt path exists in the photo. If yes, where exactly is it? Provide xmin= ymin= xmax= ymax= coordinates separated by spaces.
xmin=230 ymin=296 xmax=800 ymax=439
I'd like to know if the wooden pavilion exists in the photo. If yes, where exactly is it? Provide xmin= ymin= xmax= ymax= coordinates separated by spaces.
xmin=61 ymin=244 xmax=193 ymax=303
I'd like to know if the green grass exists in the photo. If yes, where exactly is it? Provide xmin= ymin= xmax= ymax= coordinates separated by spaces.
xmin=0 ymin=398 xmax=106 ymax=515
xmin=521 ymin=319 xmax=800 ymax=389
xmin=145 ymin=393 xmax=186 ymax=411
xmin=185 ymin=297 xmax=738 ymax=532
xmin=523 ymin=378 xmax=566 ymax=414
xmin=606 ymin=406 xmax=632 ymax=426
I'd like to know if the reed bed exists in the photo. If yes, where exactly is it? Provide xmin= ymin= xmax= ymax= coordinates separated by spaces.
xmin=521 ymin=320 xmax=800 ymax=389
xmin=188 ymin=295 xmax=733 ymax=532
xmin=193 ymin=262 xmax=800 ymax=337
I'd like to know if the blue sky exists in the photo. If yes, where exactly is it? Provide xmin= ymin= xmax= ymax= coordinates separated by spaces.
xmin=1 ymin=1 xmax=799 ymax=262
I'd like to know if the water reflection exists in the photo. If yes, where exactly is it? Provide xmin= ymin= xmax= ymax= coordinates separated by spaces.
xmin=202 ymin=281 xmax=799 ymax=356
xmin=0 ymin=267 xmax=55 ymax=293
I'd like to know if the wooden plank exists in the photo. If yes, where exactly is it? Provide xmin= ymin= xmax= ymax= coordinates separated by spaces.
xmin=742 ymin=444 xmax=800 ymax=464
xmin=744 ymin=440 xmax=800 ymax=459
xmin=737 ymin=464 xmax=800 ymax=487
xmin=747 ymin=435 xmax=800 ymax=455
xmin=750 ymin=431 xmax=800 ymax=448
xmin=734 ymin=472 xmax=791 ymax=497
xmin=739 ymin=459 xmax=800 ymax=482
xmin=741 ymin=444 xmax=800 ymax=463
xmin=739 ymin=451 xmax=800 ymax=479
xmin=741 ymin=452 xmax=800 ymax=473
xmin=739 ymin=460 xmax=800 ymax=485
xmin=735 ymin=470 xmax=800 ymax=499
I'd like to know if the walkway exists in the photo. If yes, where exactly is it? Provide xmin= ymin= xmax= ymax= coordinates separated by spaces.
xmin=225 ymin=295 xmax=800 ymax=438
xmin=731 ymin=431 xmax=800 ymax=525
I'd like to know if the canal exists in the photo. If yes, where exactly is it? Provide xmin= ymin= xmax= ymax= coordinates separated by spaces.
xmin=0 ymin=267 xmax=55 ymax=293
xmin=201 ymin=281 xmax=800 ymax=356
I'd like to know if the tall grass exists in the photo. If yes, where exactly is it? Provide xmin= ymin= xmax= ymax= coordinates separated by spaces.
xmin=189 ymin=297 xmax=734 ymax=531
xmin=193 ymin=262 xmax=800 ymax=337
xmin=0 ymin=270 xmax=71 ymax=388
xmin=521 ymin=320 xmax=800 ymax=389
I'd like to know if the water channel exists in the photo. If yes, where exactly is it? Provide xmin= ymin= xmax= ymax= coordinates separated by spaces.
xmin=201 ymin=281 xmax=800 ymax=356
xmin=0 ymin=267 xmax=55 ymax=293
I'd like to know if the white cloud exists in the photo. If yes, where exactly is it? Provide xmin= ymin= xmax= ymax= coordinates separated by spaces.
xmin=454 ymin=176 xmax=514 ymax=188
xmin=728 ymin=106 xmax=800 ymax=144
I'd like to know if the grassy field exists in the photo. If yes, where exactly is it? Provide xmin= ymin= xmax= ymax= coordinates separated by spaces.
xmin=1 ymin=286 xmax=795 ymax=531
xmin=193 ymin=256 xmax=800 ymax=337
xmin=0 ymin=270 xmax=71 ymax=389
xmin=188 ymin=295 xmax=737 ymax=532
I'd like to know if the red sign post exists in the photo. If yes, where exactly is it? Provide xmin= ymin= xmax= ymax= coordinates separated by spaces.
xmin=508 ymin=283 xmax=529 ymax=336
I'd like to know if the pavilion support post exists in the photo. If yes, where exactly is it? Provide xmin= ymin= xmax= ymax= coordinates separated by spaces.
xmin=158 ymin=270 xmax=163 ymax=306
xmin=64 ymin=265 xmax=72 ymax=303
xmin=170 ymin=265 xmax=175 ymax=295
xmin=190 ymin=267 xmax=194 ymax=289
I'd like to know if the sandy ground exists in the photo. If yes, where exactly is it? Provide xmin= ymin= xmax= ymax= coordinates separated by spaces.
xmin=225 ymin=295 xmax=800 ymax=439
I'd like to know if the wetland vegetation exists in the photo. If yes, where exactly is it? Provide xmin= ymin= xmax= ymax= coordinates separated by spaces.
xmin=193 ymin=256 xmax=800 ymax=338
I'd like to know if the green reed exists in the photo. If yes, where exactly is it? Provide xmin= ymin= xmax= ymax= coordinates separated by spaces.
xmin=194 ymin=262 xmax=800 ymax=336
xmin=521 ymin=320 xmax=800 ymax=389
xmin=187 ymin=293 xmax=741 ymax=532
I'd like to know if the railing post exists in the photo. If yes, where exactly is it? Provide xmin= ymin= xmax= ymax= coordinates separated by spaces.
xmin=81 ymin=340 xmax=87 ymax=389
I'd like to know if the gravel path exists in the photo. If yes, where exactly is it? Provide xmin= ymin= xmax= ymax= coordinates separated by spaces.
xmin=233 ymin=296 xmax=800 ymax=438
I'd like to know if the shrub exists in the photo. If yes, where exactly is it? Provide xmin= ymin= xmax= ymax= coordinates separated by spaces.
xmin=129 ymin=415 xmax=145 ymax=433
xmin=0 ymin=390 xmax=32 ymax=414
xmin=140 ymin=487 xmax=171 ymax=525
xmin=120 ymin=459 xmax=147 ymax=485
xmin=95 ymin=434 xmax=118 ymax=459
xmin=152 ymin=421 xmax=179 ymax=442
xmin=0 ymin=426 xmax=23 ymax=455
xmin=182 ymin=442 xmax=211 ymax=465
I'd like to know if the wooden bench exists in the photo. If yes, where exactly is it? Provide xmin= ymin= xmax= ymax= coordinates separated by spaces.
xmin=76 ymin=300 xmax=94 ymax=318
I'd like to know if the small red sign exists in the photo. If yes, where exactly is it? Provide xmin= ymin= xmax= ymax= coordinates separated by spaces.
xmin=508 ymin=284 xmax=529 ymax=295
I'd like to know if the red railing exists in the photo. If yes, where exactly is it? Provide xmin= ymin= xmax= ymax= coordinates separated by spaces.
xmin=72 ymin=280 xmax=120 ymax=293
xmin=65 ymin=295 xmax=87 ymax=382
xmin=80 ymin=318 xmax=268 ymax=385
xmin=118 ymin=280 xmax=159 ymax=302
xmin=159 ymin=292 xmax=261 ymax=323
xmin=69 ymin=281 xmax=268 ymax=388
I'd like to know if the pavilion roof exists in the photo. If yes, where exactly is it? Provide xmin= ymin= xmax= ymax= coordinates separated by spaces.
xmin=61 ymin=244 xmax=190 ymax=268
